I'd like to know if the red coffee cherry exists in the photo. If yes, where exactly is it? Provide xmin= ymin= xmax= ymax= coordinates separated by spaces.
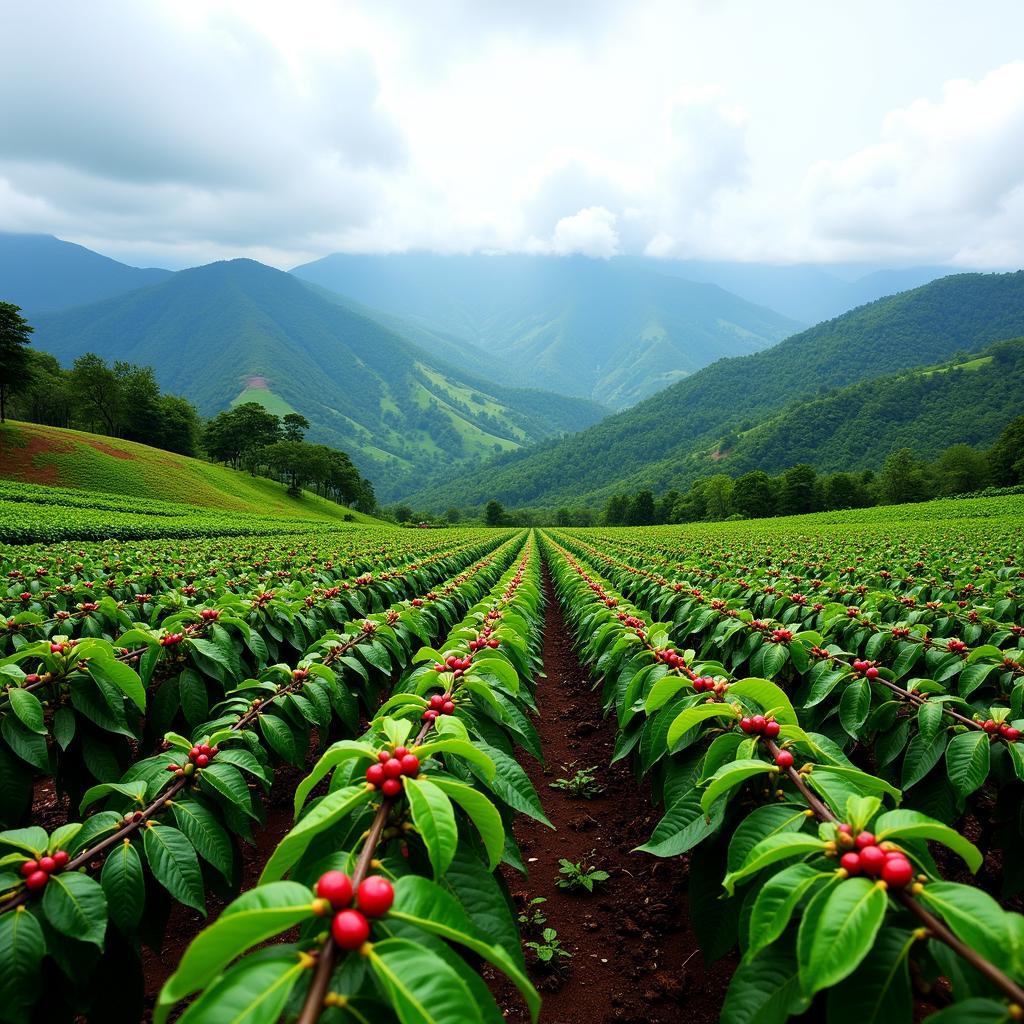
xmin=332 ymin=909 xmax=370 ymax=950
xmin=855 ymin=831 xmax=876 ymax=849
xmin=25 ymin=870 xmax=48 ymax=891
xmin=739 ymin=717 xmax=753 ymax=733
xmin=775 ymin=750 xmax=794 ymax=769
xmin=381 ymin=778 xmax=402 ymax=798
xmin=52 ymin=851 xmax=68 ymax=869
xmin=38 ymin=856 xmax=56 ymax=874
xmin=356 ymin=875 xmax=394 ymax=917
xmin=858 ymin=846 xmax=886 ymax=875
xmin=442 ymin=701 xmax=456 ymax=715
xmin=383 ymin=758 xmax=404 ymax=779
xmin=400 ymin=754 xmax=420 ymax=777
xmin=764 ymin=720 xmax=781 ymax=739
xmin=393 ymin=747 xmax=409 ymax=759
xmin=377 ymin=750 xmax=390 ymax=763
xmin=365 ymin=763 xmax=385 ymax=786
xmin=751 ymin=715 xmax=766 ymax=733
xmin=881 ymin=857 xmax=914 ymax=888
xmin=840 ymin=852 xmax=861 ymax=874
xmin=316 ymin=870 xmax=354 ymax=909
xmin=20 ymin=860 xmax=38 ymax=877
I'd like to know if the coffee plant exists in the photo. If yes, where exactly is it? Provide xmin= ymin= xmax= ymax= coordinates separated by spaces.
xmin=543 ymin=517 xmax=1024 ymax=1023
xmin=2 ymin=492 xmax=1023 ymax=1022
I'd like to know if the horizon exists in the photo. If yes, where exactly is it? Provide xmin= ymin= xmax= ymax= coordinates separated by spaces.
xmin=2 ymin=229 xmax=1018 ymax=279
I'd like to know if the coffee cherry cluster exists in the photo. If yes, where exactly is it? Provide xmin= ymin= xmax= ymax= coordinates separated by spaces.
xmin=167 ymin=743 xmax=218 ymax=774
xmin=770 ymin=628 xmax=793 ymax=644
xmin=852 ymin=659 xmax=880 ymax=679
xmin=432 ymin=654 xmax=472 ymax=676
xmin=160 ymin=632 xmax=185 ymax=647
xmin=836 ymin=828 xmax=914 ymax=887
xmin=980 ymin=718 xmax=1021 ymax=741
xmin=692 ymin=675 xmax=727 ymax=695
xmin=469 ymin=636 xmax=500 ymax=651
xmin=314 ymin=871 xmax=395 ymax=950
xmin=947 ymin=638 xmax=968 ymax=656
xmin=365 ymin=747 xmax=420 ymax=797
xmin=21 ymin=850 xmax=69 ymax=890
xmin=739 ymin=715 xmax=780 ymax=738
xmin=654 ymin=648 xmax=686 ymax=668
xmin=423 ymin=692 xmax=456 ymax=721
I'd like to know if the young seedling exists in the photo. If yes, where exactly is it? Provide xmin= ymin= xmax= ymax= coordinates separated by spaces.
xmin=549 ymin=763 xmax=604 ymax=799
xmin=518 ymin=896 xmax=548 ymax=928
xmin=555 ymin=856 xmax=609 ymax=893
xmin=526 ymin=927 xmax=572 ymax=963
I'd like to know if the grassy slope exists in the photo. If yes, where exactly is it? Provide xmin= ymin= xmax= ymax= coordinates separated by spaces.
xmin=0 ymin=422 xmax=385 ymax=524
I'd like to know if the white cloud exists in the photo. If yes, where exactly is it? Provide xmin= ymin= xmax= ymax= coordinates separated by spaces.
xmin=549 ymin=206 xmax=620 ymax=258
xmin=1 ymin=1 xmax=1024 ymax=268
xmin=804 ymin=62 xmax=1024 ymax=260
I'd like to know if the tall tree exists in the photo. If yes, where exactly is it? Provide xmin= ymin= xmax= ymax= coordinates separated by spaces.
xmin=732 ymin=471 xmax=776 ymax=519
xmin=778 ymin=464 xmax=818 ymax=516
xmin=0 ymin=303 xmax=34 ymax=422
xmin=879 ymin=448 xmax=933 ymax=504
xmin=935 ymin=444 xmax=989 ymax=496
xmin=484 ymin=499 xmax=506 ymax=526
xmin=988 ymin=416 xmax=1024 ymax=486
xmin=282 ymin=412 xmax=310 ymax=442
xmin=70 ymin=353 xmax=122 ymax=434
xmin=626 ymin=490 xmax=656 ymax=525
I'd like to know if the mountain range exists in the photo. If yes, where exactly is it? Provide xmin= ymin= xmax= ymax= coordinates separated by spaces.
xmin=3 ymin=232 xmax=1020 ymax=514
xmin=0 ymin=232 xmax=171 ymax=314
xmin=404 ymin=271 xmax=1024 ymax=510
xmin=291 ymin=252 xmax=803 ymax=407
xmin=27 ymin=259 xmax=606 ymax=499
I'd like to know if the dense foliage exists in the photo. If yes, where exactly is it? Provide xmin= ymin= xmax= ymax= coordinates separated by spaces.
xmin=0 ymin=523 xmax=534 ymax=1021
xmin=542 ymin=497 xmax=1024 ymax=1021
xmin=600 ymin=414 xmax=1024 ymax=525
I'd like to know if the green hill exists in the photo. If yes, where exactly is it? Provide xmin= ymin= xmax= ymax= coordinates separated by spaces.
xmin=28 ymin=259 xmax=607 ymax=500
xmin=405 ymin=271 xmax=1024 ymax=510
xmin=634 ymin=338 xmax=1024 ymax=485
xmin=0 ymin=421 xmax=385 ymax=524
xmin=0 ymin=232 xmax=172 ymax=315
xmin=291 ymin=252 xmax=802 ymax=407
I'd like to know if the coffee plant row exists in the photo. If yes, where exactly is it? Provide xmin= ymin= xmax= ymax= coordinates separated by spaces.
xmin=0 ymin=481 xmax=371 ymax=543
xmin=0 ymin=527 xmax=509 ymax=818
xmin=0 ymin=525 xmax=538 ymax=1023
xmin=156 ymin=536 xmax=546 ymax=1024
xmin=542 ymin=519 xmax=1024 ymax=1024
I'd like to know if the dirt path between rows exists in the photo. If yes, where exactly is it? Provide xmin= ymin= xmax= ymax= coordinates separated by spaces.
xmin=488 ymin=563 xmax=733 ymax=1024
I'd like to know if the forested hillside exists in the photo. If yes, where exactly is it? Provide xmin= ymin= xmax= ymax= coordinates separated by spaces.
xmin=406 ymin=271 xmax=1024 ymax=510
xmin=292 ymin=252 xmax=800 ymax=406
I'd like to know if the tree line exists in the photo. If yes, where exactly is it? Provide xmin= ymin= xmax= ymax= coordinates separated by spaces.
xmin=599 ymin=419 xmax=1024 ymax=525
xmin=204 ymin=404 xmax=375 ymax=512
xmin=0 ymin=302 xmax=375 ymax=513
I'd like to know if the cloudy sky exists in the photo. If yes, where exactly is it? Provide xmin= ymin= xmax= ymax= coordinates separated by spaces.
xmin=2 ymin=0 xmax=1023 ymax=270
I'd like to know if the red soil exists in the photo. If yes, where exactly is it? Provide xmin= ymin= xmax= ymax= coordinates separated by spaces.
xmin=0 ymin=427 xmax=67 ymax=484
xmin=487 ymin=567 xmax=734 ymax=1023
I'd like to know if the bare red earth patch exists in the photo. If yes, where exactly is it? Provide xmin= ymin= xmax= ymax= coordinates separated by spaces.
xmin=79 ymin=436 xmax=137 ymax=460
xmin=0 ymin=427 xmax=70 ymax=485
